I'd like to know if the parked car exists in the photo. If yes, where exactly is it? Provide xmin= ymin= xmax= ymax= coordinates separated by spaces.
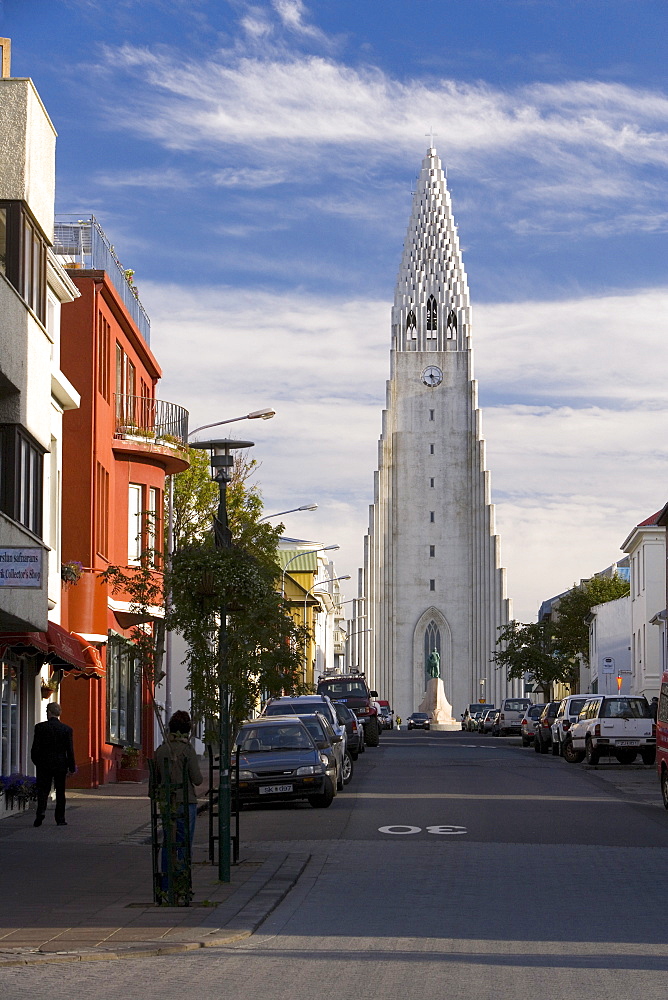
xmin=563 ymin=695 xmax=655 ymax=765
xmin=333 ymin=701 xmax=365 ymax=758
xmin=378 ymin=706 xmax=394 ymax=730
xmin=296 ymin=712 xmax=351 ymax=787
xmin=655 ymin=670 xmax=668 ymax=807
xmin=316 ymin=674 xmax=381 ymax=747
xmin=551 ymin=694 xmax=589 ymax=757
xmin=520 ymin=704 xmax=545 ymax=746
xmin=462 ymin=703 xmax=494 ymax=731
xmin=478 ymin=708 xmax=497 ymax=734
xmin=262 ymin=695 xmax=347 ymax=752
xmin=533 ymin=701 xmax=561 ymax=754
xmin=497 ymin=698 xmax=532 ymax=737
xmin=407 ymin=712 xmax=430 ymax=731
xmin=489 ymin=710 xmax=501 ymax=736
xmin=233 ymin=716 xmax=334 ymax=808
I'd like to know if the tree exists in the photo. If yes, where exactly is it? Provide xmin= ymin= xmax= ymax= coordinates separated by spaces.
xmin=552 ymin=574 xmax=630 ymax=666
xmin=493 ymin=620 xmax=576 ymax=694
xmin=166 ymin=449 xmax=307 ymax=735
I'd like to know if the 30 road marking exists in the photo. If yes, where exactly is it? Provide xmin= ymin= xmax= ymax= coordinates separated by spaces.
xmin=378 ymin=824 xmax=468 ymax=836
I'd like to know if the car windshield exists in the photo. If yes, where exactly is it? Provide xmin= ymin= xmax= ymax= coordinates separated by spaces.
xmin=504 ymin=700 xmax=531 ymax=712
xmin=237 ymin=724 xmax=313 ymax=752
xmin=319 ymin=680 xmax=368 ymax=698
xmin=412 ymin=713 xmax=429 ymax=720
xmin=601 ymin=699 xmax=651 ymax=719
xmin=301 ymin=718 xmax=329 ymax=743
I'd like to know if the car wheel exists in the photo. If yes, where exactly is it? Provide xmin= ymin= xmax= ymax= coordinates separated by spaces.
xmin=336 ymin=762 xmax=344 ymax=791
xmin=584 ymin=737 xmax=600 ymax=766
xmin=309 ymin=786 xmax=334 ymax=808
xmin=661 ymin=768 xmax=668 ymax=810
xmin=551 ymin=739 xmax=560 ymax=756
xmin=342 ymin=751 xmax=354 ymax=785
xmin=615 ymin=749 xmax=637 ymax=765
xmin=640 ymin=749 xmax=655 ymax=766
xmin=365 ymin=716 xmax=380 ymax=747
xmin=533 ymin=735 xmax=541 ymax=753
xmin=539 ymin=737 xmax=550 ymax=755
xmin=562 ymin=737 xmax=585 ymax=764
xmin=521 ymin=737 xmax=529 ymax=747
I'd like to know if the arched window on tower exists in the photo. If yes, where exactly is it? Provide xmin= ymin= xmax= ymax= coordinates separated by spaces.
xmin=447 ymin=308 xmax=458 ymax=338
xmin=427 ymin=295 xmax=437 ymax=333
xmin=406 ymin=310 xmax=417 ymax=341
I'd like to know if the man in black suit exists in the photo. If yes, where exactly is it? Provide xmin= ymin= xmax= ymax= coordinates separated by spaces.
xmin=31 ymin=702 xmax=76 ymax=827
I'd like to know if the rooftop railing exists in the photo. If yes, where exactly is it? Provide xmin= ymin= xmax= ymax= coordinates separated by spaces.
xmin=114 ymin=394 xmax=189 ymax=448
xmin=53 ymin=216 xmax=151 ymax=344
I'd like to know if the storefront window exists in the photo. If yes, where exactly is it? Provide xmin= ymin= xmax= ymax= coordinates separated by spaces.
xmin=107 ymin=635 xmax=141 ymax=747
xmin=1 ymin=658 xmax=20 ymax=774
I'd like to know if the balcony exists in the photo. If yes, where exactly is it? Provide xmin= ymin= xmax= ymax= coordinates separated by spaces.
xmin=113 ymin=394 xmax=189 ymax=474
xmin=53 ymin=216 xmax=151 ymax=344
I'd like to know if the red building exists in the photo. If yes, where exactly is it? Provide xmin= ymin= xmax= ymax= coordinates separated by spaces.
xmin=55 ymin=217 xmax=188 ymax=787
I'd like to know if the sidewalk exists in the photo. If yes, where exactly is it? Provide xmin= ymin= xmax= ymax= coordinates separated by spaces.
xmin=0 ymin=783 xmax=309 ymax=968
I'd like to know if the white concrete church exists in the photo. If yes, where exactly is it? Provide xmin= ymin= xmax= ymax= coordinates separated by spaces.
xmin=357 ymin=147 xmax=519 ymax=722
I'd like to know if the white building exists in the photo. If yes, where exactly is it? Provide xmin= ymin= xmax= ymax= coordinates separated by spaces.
xmin=621 ymin=510 xmax=666 ymax=701
xmin=361 ymin=148 xmax=515 ymax=721
xmin=0 ymin=41 xmax=80 ymax=791
xmin=587 ymin=596 xmax=631 ymax=695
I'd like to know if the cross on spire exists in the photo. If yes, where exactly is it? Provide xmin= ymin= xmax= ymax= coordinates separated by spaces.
xmin=425 ymin=127 xmax=438 ymax=149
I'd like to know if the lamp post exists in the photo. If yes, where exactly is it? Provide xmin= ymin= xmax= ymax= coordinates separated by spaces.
xmin=280 ymin=544 xmax=339 ymax=599
xmin=189 ymin=408 xmax=275 ymax=438
xmin=259 ymin=503 xmax=317 ymax=523
xmin=190 ymin=436 xmax=254 ymax=883
xmin=303 ymin=575 xmax=351 ymax=683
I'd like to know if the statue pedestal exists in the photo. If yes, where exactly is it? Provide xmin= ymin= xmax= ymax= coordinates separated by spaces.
xmin=419 ymin=677 xmax=461 ymax=731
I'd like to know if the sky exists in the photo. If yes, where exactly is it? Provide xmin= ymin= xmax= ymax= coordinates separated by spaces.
xmin=2 ymin=0 xmax=667 ymax=621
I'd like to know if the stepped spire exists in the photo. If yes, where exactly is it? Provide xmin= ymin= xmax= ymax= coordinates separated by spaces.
xmin=392 ymin=148 xmax=471 ymax=352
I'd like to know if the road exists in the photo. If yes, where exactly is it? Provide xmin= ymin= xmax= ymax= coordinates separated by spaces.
xmin=4 ymin=730 xmax=668 ymax=999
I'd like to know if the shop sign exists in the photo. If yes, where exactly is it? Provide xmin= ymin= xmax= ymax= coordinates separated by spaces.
xmin=0 ymin=548 xmax=43 ymax=588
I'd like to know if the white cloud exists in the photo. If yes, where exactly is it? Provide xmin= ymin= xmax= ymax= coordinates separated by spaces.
xmin=143 ymin=280 xmax=668 ymax=621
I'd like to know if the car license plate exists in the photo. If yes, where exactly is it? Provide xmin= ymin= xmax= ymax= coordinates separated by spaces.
xmin=616 ymin=740 xmax=638 ymax=747
xmin=259 ymin=784 xmax=293 ymax=794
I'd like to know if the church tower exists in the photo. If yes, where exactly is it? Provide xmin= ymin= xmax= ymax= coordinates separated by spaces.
xmin=361 ymin=147 xmax=514 ymax=720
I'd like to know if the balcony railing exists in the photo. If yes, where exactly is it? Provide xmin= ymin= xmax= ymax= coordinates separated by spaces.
xmin=53 ymin=216 xmax=151 ymax=345
xmin=114 ymin=394 xmax=189 ymax=448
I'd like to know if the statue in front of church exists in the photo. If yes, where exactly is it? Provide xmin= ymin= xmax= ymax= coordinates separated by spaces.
xmin=427 ymin=649 xmax=440 ymax=678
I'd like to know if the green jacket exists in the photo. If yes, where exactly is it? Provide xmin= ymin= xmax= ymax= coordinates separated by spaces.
xmin=154 ymin=733 xmax=204 ymax=803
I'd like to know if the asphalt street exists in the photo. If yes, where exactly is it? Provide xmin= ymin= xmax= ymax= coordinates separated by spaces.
xmin=4 ymin=731 xmax=668 ymax=999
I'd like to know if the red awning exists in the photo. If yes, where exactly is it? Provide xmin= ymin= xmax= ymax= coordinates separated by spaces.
xmin=0 ymin=623 xmax=103 ymax=675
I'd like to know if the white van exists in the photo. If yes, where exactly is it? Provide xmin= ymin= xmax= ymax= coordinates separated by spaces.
xmin=498 ymin=698 xmax=532 ymax=737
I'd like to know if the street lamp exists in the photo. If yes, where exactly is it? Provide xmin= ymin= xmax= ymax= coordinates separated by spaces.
xmin=281 ymin=544 xmax=339 ymax=598
xmin=189 ymin=408 xmax=275 ymax=439
xmin=190 ymin=436 xmax=254 ymax=883
xmin=304 ymin=575 xmax=351 ymax=682
xmin=259 ymin=503 xmax=317 ymax=523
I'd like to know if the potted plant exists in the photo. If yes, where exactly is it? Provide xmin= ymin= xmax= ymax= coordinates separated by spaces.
xmin=61 ymin=560 xmax=84 ymax=586
xmin=117 ymin=746 xmax=144 ymax=782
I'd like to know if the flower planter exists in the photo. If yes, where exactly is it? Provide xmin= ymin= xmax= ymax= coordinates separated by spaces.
xmin=117 ymin=767 xmax=147 ymax=783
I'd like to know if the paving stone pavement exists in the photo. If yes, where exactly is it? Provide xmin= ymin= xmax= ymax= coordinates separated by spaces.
xmin=0 ymin=782 xmax=309 ymax=967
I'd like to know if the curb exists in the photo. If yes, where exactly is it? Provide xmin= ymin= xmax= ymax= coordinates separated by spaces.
xmin=0 ymin=853 xmax=310 ymax=968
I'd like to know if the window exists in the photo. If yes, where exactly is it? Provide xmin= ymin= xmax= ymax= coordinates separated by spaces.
xmin=429 ymin=410 xmax=434 ymax=421
xmin=97 ymin=313 xmax=111 ymax=402
xmin=147 ymin=486 xmax=161 ymax=567
xmin=0 ymin=425 xmax=45 ymax=536
xmin=429 ymin=579 xmax=435 ymax=591
xmin=95 ymin=463 xmax=110 ymax=558
xmin=430 ymin=443 xmax=435 ymax=454
xmin=0 ymin=656 xmax=21 ymax=774
xmin=429 ymin=545 xmax=435 ymax=557
xmin=447 ymin=308 xmax=457 ymax=338
xmin=430 ymin=478 xmax=435 ymax=488
xmin=128 ymin=484 xmax=142 ymax=564
xmin=406 ymin=310 xmax=416 ymax=338
xmin=430 ymin=511 xmax=435 ymax=522
xmin=115 ymin=343 xmax=136 ymax=425
xmin=426 ymin=295 xmax=437 ymax=332
xmin=0 ymin=201 xmax=47 ymax=324
xmin=107 ymin=635 xmax=142 ymax=746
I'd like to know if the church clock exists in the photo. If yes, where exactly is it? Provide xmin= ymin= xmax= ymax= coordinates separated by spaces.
xmin=421 ymin=365 xmax=443 ymax=387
